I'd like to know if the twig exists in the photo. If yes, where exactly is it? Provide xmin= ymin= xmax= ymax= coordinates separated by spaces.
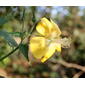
xmin=31 ymin=6 xmax=36 ymax=23
xmin=51 ymin=59 xmax=85 ymax=72
xmin=0 ymin=7 xmax=26 ymax=61
xmin=73 ymin=71 xmax=84 ymax=78
xmin=20 ymin=7 xmax=25 ymax=42
xmin=21 ymin=7 xmax=25 ymax=32
xmin=0 ymin=46 xmax=19 ymax=61
xmin=28 ymin=7 xmax=37 ymax=38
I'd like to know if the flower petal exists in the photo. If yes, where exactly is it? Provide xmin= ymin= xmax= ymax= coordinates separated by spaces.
xmin=29 ymin=37 xmax=46 ymax=59
xmin=36 ymin=17 xmax=52 ymax=36
xmin=41 ymin=43 xmax=56 ymax=63
xmin=55 ymin=43 xmax=61 ymax=52
xmin=51 ymin=19 xmax=61 ymax=36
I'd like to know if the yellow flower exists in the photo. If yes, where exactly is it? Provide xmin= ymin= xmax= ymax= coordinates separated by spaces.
xmin=29 ymin=17 xmax=62 ymax=63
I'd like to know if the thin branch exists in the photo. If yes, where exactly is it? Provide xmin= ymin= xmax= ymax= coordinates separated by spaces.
xmin=28 ymin=7 xmax=37 ymax=38
xmin=31 ymin=6 xmax=36 ymax=23
xmin=73 ymin=71 xmax=84 ymax=78
xmin=0 ymin=46 xmax=19 ymax=61
xmin=51 ymin=59 xmax=85 ymax=72
xmin=21 ymin=7 xmax=25 ymax=32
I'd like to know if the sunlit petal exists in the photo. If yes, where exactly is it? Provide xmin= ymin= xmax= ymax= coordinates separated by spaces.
xmin=36 ymin=17 xmax=52 ymax=36
xmin=29 ymin=37 xmax=46 ymax=59
xmin=51 ymin=19 xmax=61 ymax=36
xmin=41 ymin=43 xmax=57 ymax=62
xmin=55 ymin=43 xmax=61 ymax=52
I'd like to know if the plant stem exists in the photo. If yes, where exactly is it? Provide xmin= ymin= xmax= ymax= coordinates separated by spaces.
xmin=0 ymin=7 xmax=27 ymax=61
xmin=20 ymin=7 xmax=26 ymax=43
xmin=21 ymin=7 xmax=25 ymax=32
xmin=0 ymin=46 xmax=19 ymax=61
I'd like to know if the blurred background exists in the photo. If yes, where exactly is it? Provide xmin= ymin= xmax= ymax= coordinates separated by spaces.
xmin=0 ymin=6 xmax=85 ymax=78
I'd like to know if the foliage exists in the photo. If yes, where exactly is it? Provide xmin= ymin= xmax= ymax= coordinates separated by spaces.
xmin=0 ymin=6 xmax=85 ymax=78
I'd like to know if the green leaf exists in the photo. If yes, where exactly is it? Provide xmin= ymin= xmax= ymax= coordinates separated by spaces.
xmin=19 ymin=44 xmax=29 ymax=60
xmin=0 ymin=30 xmax=18 ymax=47
xmin=0 ymin=17 xmax=8 ymax=26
